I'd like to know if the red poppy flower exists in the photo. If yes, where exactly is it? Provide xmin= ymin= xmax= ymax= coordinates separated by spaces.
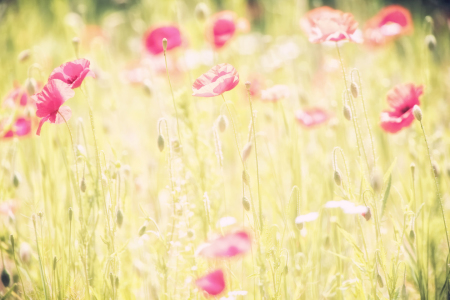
xmin=2 ymin=117 xmax=32 ymax=138
xmin=300 ymin=6 xmax=362 ymax=43
xmin=144 ymin=26 xmax=182 ymax=55
xmin=196 ymin=231 xmax=251 ymax=258
xmin=364 ymin=5 xmax=413 ymax=46
xmin=295 ymin=108 xmax=330 ymax=127
xmin=380 ymin=83 xmax=423 ymax=133
xmin=195 ymin=269 xmax=226 ymax=296
xmin=207 ymin=11 xmax=249 ymax=48
xmin=49 ymin=59 xmax=95 ymax=89
xmin=192 ymin=63 xmax=239 ymax=97
xmin=33 ymin=79 xmax=75 ymax=136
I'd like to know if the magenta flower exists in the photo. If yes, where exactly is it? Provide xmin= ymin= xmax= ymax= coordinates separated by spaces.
xmin=192 ymin=63 xmax=239 ymax=97
xmin=2 ymin=117 xmax=32 ymax=138
xmin=144 ymin=26 xmax=182 ymax=55
xmin=300 ymin=7 xmax=362 ymax=43
xmin=195 ymin=269 xmax=226 ymax=296
xmin=33 ymin=79 xmax=75 ymax=136
xmin=380 ymin=83 xmax=423 ymax=133
xmin=196 ymin=231 xmax=251 ymax=258
xmin=48 ymin=58 xmax=95 ymax=89
xmin=295 ymin=108 xmax=330 ymax=127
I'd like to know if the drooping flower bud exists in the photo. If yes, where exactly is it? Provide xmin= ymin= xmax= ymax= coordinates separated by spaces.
xmin=425 ymin=34 xmax=436 ymax=51
xmin=138 ymin=225 xmax=146 ymax=237
xmin=432 ymin=161 xmax=440 ymax=178
xmin=157 ymin=134 xmax=165 ymax=152
xmin=242 ymin=170 xmax=250 ymax=186
xmin=362 ymin=207 xmax=371 ymax=221
xmin=13 ymin=172 xmax=21 ymax=188
xmin=413 ymin=105 xmax=422 ymax=122
xmin=343 ymin=105 xmax=352 ymax=121
xmin=350 ymin=82 xmax=359 ymax=98
xmin=68 ymin=207 xmax=73 ymax=222
xmin=24 ymin=77 xmax=37 ymax=96
xmin=245 ymin=81 xmax=251 ymax=91
xmin=1 ymin=268 xmax=10 ymax=287
xmin=80 ymin=178 xmax=86 ymax=193
xmin=242 ymin=196 xmax=250 ymax=211
xmin=217 ymin=115 xmax=228 ymax=132
xmin=333 ymin=170 xmax=342 ymax=186
xmin=194 ymin=2 xmax=209 ymax=22
xmin=18 ymin=49 xmax=31 ymax=62
xmin=116 ymin=209 xmax=124 ymax=228
xmin=242 ymin=142 xmax=253 ymax=162
xmin=377 ymin=274 xmax=384 ymax=288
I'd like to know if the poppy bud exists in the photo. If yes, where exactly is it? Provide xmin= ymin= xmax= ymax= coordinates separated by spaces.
xmin=343 ymin=105 xmax=352 ymax=121
xmin=350 ymin=82 xmax=359 ymax=98
xmin=20 ymin=242 xmax=31 ymax=263
xmin=18 ymin=49 xmax=30 ymax=62
xmin=53 ymin=256 xmax=57 ymax=271
xmin=68 ymin=207 xmax=73 ymax=222
xmin=72 ymin=37 xmax=80 ymax=46
xmin=242 ymin=142 xmax=252 ymax=162
xmin=10 ymin=235 xmax=14 ymax=251
xmin=217 ymin=115 xmax=228 ymax=132
xmin=362 ymin=207 xmax=371 ymax=221
xmin=162 ymin=38 xmax=168 ymax=52
xmin=425 ymin=34 xmax=436 ymax=51
xmin=116 ymin=209 xmax=124 ymax=228
xmin=242 ymin=170 xmax=250 ymax=186
xmin=157 ymin=135 xmax=164 ymax=152
xmin=413 ymin=105 xmax=422 ymax=122
xmin=194 ymin=2 xmax=209 ymax=22
xmin=38 ymin=211 xmax=43 ymax=218
xmin=24 ymin=77 xmax=37 ymax=96
xmin=370 ymin=170 xmax=382 ymax=193
xmin=242 ymin=196 xmax=250 ymax=211
xmin=245 ymin=81 xmax=251 ymax=91
xmin=138 ymin=225 xmax=146 ymax=237
xmin=377 ymin=274 xmax=384 ymax=288
xmin=13 ymin=172 xmax=21 ymax=188
xmin=80 ymin=178 xmax=86 ymax=193
xmin=143 ymin=79 xmax=153 ymax=96
xmin=333 ymin=170 xmax=341 ymax=186
xmin=409 ymin=229 xmax=415 ymax=241
xmin=324 ymin=236 xmax=331 ymax=250
xmin=1 ymin=268 xmax=10 ymax=287
xmin=115 ymin=276 xmax=119 ymax=288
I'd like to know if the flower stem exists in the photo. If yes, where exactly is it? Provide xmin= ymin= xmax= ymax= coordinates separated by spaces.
xmin=163 ymin=49 xmax=182 ymax=145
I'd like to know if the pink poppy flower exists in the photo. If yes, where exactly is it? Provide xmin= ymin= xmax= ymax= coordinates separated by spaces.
xmin=207 ymin=11 xmax=249 ymax=48
xmin=380 ymin=83 xmax=423 ymax=133
xmin=0 ymin=200 xmax=18 ymax=217
xmin=364 ymin=5 xmax=413 ymax=46
xmin=2 ymin=117 xmax=32 ymax=139
xmin=196 ymin=231 xmax=251 ymax=258
xmin=195 ymin=269 xmax=226 ymax=296
xmin=261 ymin=85 xmax=290 ymax=102
xmin=245 ymin=76 xmax=263 ymax=98
xmin=33 ymin=79 xmax=75 ymax=136
xmin=192 ymin=63 xmax=239 ymax=97
xmin=300 ymin=6 xmax=362 ymax=43
xmin=295 ymin=108 xmax=330 ymax=127
xmin=144 ymin=26 xmax=182 ymax=55
xmin=48 ymin=58 xmax=95 ymax=89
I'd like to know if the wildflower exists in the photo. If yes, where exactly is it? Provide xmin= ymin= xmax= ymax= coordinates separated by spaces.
xmin=300 ymin=7 xmax=362 ymax=43
xmin=207 ymin=11 xmax=249 ymax=48
xmin=19 ymin=242 xmax=32 ymax=263
xmin=144 ymin=26 xmax=182 ymax=55
xmin=192 ymin=63 xmax=239 ymax=97
xmin=217 ymin=216 xmax=237 ymax=228
xmin=324 ymin=200 xmax=369 ymax=215
xmin=2 ymin=117 xmax=32 ymax=139
xmin=196 ymin=269 xmax=226 ymax=296
xmin=261 ymin=85 xmax=290 ymax=102
xmin=364 ymin=5 xmax=413 ymax=46
xmin=362 ymin=207 xmax=372 ymax=221
xmin=295 ymin=108 xmax=330 ymax=128
xmin=48 ymin=58 xmax=95 ymax=89
xmin=196 ymin=231 xmax=251 ymax=258
xmin=295 ymin=212 xmax=319 ymax=224
xmin=33 ymin=79 xmax=75 ymax=136
xmin=380 ymin=84 xmax=423 ymax=133
xmin=3 ymin=84 xmax=34 ymax=107
xmin=0 ymin=201 xmax=18 ymax=217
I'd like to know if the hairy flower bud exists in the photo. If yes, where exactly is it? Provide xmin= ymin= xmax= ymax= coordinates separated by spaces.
xmin=343 ymin=105 xmax=352 ymax=121
xmin=162 ymin=38 xmax=168 ymax=52
xmin=333 ymin=170 xmax=342 ymax=186
xmin=245 ymin=81 xmax=251 ymax=91
xmin=350 ymin=82 xmax=359 ymax=98
xmin=425 ymin=34 xmax=436 ymax=51
xmin=242 ymin=196 xmax=250 ymax=211
xmin=1 ymin=268 xmax=10 ymax=287
xmin=116 ymin=209 xmax=124 ymax=228
xmin=242 ymin=142 xmax=253 ymax=162
xmin=157 ymin=135 xmax=165 ymax=152
xmin=242 ymin=170 xmax=250 ymax=186
xmin=138 ymin=225 xmax=146 ymax=237
xmin=413 ymin=105 xmax=422 ymax=122
xmin=24 ymin=77 xmax=37 ymax=96
xmin=217 ymin=115 xmax=228 ymax=132
xmin=13 ymin=172 xmax=21 ymax=188
xmin=80 ymin=178 xmax=86 ymax=193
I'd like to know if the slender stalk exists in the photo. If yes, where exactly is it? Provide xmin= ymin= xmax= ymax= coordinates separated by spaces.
xmin=33 ymin=216 xmax=49 ymax=300
xmin=10 ymin=235 xmax=27 ymax=299
xmin=163 ymin=47 xmax=182 ymax=145
xmin=418 ymin=121 xmax=450 ymax=251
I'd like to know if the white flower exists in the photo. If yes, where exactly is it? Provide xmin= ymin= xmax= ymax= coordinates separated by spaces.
xmin=295 ymin=212 xmax=319 ymax=224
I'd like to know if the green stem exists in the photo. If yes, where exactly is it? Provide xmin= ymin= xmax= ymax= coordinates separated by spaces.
xmin=163 ymin=49 xmax=182 ymax=145
xmin=33 ymin=217 xmax=49 ymax=300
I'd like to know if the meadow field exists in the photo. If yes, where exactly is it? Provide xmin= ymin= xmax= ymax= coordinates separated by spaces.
xmin=1 ymin=0 xmax=450 ymax=299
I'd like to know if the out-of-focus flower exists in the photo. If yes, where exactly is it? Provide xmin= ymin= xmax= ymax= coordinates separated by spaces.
xmin=325 ymin=200 xmax=369 ymax=214
xmin=192 ymin=63 xmax=239 ymax=97
xmin=300 ymin=7 xmax=362 ymax=43
xmin=380 ymin=83 xmax=423 ymax=133
xmin=364 ymin=5 xmax=413 ymax=46
xmin=177 ymin=49 xmax=214 ymax=71
xmin=295 ymin=108 xmax=330 ymax=127
xmin=196 ymin=269 xmax=226 ymax=296
xmin=207 ymin=11 xmax=250 ymax=49
xmin=144 ymin=26 xmax=182 ymax=55
xmin=49 ymin=59 xmax=95 ymax=89
xmin=2 ymin=117 xmax=32 ymax=139
xmin=0 ymin=200 xmax=18 ymax=217
xmin=196 ymin=231 xmax=251 ymax=258
xmin=33 ymin=79 xmax=75 ymax=136
xmin=295 ymin=212 xmax=319 ymax=224
xmin=120 ymin=63 xmax=151 ymax=84
xmin=216 ymin=216 xmax=237 ymax=228
xmin=19 ymin=242 xmax=32 ymax=263
xmin=261 ymin=85 xmax=290 ymax=102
